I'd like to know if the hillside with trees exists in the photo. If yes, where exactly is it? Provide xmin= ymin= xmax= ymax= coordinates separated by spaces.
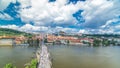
xmin=0 ymin=28 xmax=33 ymax=37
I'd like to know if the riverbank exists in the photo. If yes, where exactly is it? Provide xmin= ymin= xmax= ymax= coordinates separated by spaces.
xmin=0 ymin=45 xmax=12 ymax=47
xmin=45 ymin=43 xmax=90 ymax=47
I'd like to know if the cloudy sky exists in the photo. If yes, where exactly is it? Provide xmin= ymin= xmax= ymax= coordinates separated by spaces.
xmin=0 ymin=0 xmax=120 ymax=34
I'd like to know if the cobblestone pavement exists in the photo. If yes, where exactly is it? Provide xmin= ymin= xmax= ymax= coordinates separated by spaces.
xmin=38 ymin=45 xmax=52 ymax=68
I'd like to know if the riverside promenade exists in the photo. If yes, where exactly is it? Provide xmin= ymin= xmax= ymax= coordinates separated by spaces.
xmin=37 ymin=45 xmax=52 ymax=68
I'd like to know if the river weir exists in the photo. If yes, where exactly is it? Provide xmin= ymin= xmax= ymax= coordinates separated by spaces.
xmin=36 ymin=45 xmax=52 ymax=68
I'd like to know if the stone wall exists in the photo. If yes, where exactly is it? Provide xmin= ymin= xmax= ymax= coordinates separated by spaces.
xmin=0 ymin=39 xmax=13 ymax=46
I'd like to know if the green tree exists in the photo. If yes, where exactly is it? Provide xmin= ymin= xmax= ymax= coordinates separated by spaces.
xmin=111 ymin=39 xmax=116 ymax=45
xmin=93 ymin=39 xmax=101 ymax=46
xmin=30 ymin=59 xmax=37 ymax=68
xmin=4 ymin=63 xmax=16 ymax=68
xmin=102 ymin=39 xmax=111 ymax=46
xmin=25 ymin=59 xmax=38 ymax=68
xmin=36 ymin=39 xmax=40 ymax=46
xmin=67 ymin=40 xmax=70 ymax=45
xmin=44 ymin=38 xmax=48 ymax=43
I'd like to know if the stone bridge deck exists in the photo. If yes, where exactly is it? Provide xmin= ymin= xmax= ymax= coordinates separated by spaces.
xmin=37 ymin=45 xmax=52 ymax=68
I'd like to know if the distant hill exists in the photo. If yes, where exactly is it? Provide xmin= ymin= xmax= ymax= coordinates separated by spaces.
xmin=0 ymin=28 xmax=33 ymax=37
xmin=84 ymin=34 xmax=120 ymax=38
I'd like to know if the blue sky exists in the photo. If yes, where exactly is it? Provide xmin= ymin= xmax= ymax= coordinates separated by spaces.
xmin=0 ymin=0 xmax=120 ymax=34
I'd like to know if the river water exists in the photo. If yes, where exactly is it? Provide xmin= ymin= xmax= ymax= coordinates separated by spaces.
xmin=0 ymin=45 xmax=120 ymax=68
xmin=0 ymin=46 xmax=36 ymax=68
xmin=48 ymin=45 xmax=120 ymax=68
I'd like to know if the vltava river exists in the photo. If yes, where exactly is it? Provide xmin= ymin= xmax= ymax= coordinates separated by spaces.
xmin=48 ymin=45 xmax=120 ymax=68
xmin=0 ymin=45 xmax=120 ymax=68
xmin=0 ymin=46 xmax=36 ymax=68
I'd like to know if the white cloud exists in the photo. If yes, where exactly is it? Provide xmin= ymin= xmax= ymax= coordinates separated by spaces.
xmin=18 ymin=0 xmax=120 ymax=31
xmin=0 ymin=0 xmax=15 ymax=20
xmin=0 ymin=24 xmax=49 ymax=33
xmin=78 ymin=17 xmax=120 ymax=34
xmin=20 ymin=24 xmax=49 ymax=32
xmin=78 ymin=28 xmax=114 ymax=34
xmin=19 ymin=0 xmax=84 ymax=26
xmin=0 ymin=0 xmax=16 ymax=10
xmin=100 ymin=16 xmax=120 ymax=34
xmin=20 ymin=24 xmax=78 ymax=33
xmin=79 ymin=29 xmax=88 ymax=34
xmin=0 ymin=24 xmax=19 ymax=30
xmin=101 ymin=18 xmax=118 ymax=28
xmin=81 ymin=0 xmax=120 ymax=28
xmin=0 ymin=13 xmax=13 ymax=20
xmin=76 ymin=0 xmax=120 ymax=34
xmin=1 ymin=0 xmax=120 ymax=34
xmin=0 ymin=24 xmax=79 ymax=34
xmin=54 ymin=26 xmax=78 ymax=33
